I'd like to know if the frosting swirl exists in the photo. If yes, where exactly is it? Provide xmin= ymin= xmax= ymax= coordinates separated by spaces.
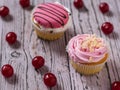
xmin=67 ymin=34 xmax=108 ymax=63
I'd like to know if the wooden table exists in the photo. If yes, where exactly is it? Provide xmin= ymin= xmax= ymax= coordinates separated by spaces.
xmin=0 ymin=0 xmax=120 ymax=90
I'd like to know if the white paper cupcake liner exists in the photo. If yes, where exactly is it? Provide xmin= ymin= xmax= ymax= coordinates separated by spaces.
xmin=71 ymin=59 xmax=107 ymax=75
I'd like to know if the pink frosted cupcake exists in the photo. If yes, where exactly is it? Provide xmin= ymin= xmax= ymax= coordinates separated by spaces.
xmin=31 ymin=2 xmax=71 ymax=40
xmin=67 ymin=34 xmax=109 ymax=75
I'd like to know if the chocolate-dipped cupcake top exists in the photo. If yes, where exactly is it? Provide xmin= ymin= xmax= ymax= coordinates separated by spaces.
xmin=32 ymin=2 xmax=70 ymax=29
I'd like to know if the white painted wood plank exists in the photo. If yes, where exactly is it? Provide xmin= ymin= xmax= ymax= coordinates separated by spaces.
xmin=0 ymin=0 xmax=120 ymax=90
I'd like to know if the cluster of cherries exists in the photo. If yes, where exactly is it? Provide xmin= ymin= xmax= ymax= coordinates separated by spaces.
xmin=0 ymin=0 xmax=57 ymax=88
xmin=74 ymin=0 xmax=114 ymax=35
xmin=2 ymin=32 xmax=57 ymax=87
xmin=0 ymin=0 xmax=119 ymax=89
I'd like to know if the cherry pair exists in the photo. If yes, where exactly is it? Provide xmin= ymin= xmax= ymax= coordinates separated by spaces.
xmin=32 ymin=56 xmax=57 ymax=87
xmin=99 ymin=2 xmax=113 ymax=35
xmin=74 ymin=0 xmax=109 ymax=13
xmin=0 ymin=0 xmax=30 ymax=17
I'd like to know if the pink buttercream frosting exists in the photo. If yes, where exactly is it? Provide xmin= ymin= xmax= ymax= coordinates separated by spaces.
xmin=33 ymin=3 xmax=69 ymax=28
xmin=67 ymin=34 xmax=108 ymax=63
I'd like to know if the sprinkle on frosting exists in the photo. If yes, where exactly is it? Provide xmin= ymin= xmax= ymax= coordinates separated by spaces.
xmin=67 ymin=34 xmax=108 ymax=63
xmin=81 ymin=34 xmax=103 ymax=53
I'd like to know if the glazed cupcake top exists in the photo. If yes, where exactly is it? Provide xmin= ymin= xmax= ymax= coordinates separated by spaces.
xmin=32 ymin=2 xmax=69 ymax=28
xmin=67 ymin=34 xmax=108 ymax=63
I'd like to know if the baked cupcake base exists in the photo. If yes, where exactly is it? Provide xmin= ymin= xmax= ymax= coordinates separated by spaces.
xmin=35 ymin=29 xmax=64 ymax=40
xmin=31 ymin=2 xmax=71 ymax=41
xmin=71 ymin=53 xmax=108 ymax=75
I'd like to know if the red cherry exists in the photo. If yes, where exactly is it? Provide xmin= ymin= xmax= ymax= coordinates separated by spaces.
xmin=43 ymin=73 xmax=57 ymax=87
xmin=32 ymin=56 xmax=45 ymax=69
xmin=0 ymin=6 xmax=9 ymax=17
xmin=101 ymin=22 xmax=114 ymax=34
xmin=6 ymin=32 xmax=17 ymax=44
xmin=19 ymin=0 xmax=30 ymax=8
xmin=74 ymin=0 xmax=84 ymax=9
xmin=112 ymin=81 xmax=120 ymax=90
xmin=1 ymin=64 xmax=14 ymax=78
xmin=99 ymin=2 xmax=109 ymax=13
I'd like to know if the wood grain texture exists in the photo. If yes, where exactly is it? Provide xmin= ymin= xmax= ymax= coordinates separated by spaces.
xmin=0 ymin=0 xmax=120 ymax=90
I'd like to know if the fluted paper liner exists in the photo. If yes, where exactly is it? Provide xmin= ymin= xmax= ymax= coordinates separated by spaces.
xmin=35 ymin=29 xmax=64 ymax=40
xmin=71 ymin=53 xmax=108 ymax=75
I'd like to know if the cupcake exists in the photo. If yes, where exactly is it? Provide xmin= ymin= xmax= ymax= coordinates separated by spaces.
xmin=67 ymin=34 xmax=109 ymax=75
xmin=31 ymin=2 xmax=71 ymax=40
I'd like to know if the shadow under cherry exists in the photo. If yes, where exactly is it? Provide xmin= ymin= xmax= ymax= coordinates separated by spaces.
xmin=5 ymin=74 xmax=18 ymax=85
xmin=1 ymin=14 xmax=13 ymax=22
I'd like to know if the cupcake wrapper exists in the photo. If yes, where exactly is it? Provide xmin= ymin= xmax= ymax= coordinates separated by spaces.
xmin=71 ymin=60 xmax=106 ymax=75
xmin=35 ymin=29 xmax=64 ymax=40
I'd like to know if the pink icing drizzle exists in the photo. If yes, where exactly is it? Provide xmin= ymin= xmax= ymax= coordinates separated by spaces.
xmin=33 ymin=3 xmax=69 ymax=28
xmin=67 ymin=34 xmax=108 ymax=63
